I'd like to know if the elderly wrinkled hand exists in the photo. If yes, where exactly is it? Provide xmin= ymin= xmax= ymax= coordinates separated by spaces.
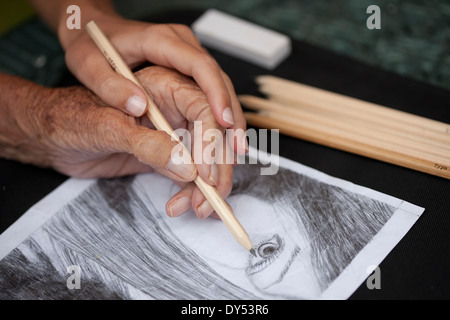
xmin=0 ymin=67 xmax=233 ymax=220
xmin=55 ymin=8 xmax=248 ymax=155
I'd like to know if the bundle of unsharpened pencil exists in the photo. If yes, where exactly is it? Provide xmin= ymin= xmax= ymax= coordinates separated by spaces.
xmin=239 ymin=76 xmax=450 ymax=180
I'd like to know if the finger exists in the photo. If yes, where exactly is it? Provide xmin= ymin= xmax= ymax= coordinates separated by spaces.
xmin=136 ymin=67 xmax=222 ymax=188
xmin=147 ymin=25 xmax=247 ymax=154
xmin=168 ymin=24 xmax=204 ymax=50
xmin=107 ymin=155 xmax=155 ymax=176
xmin=65 ymin=43 xmax=148 ymax=117
xmin=220 ymin=72 xmax=249 ymax=155
xmin=188 ymin=119 xmax=223 ymax=188
xmin=115 ymin=124 xmax=198 ymax=183
xmin=192 ymin=158 xmax=234 ymax=220
xmin=165 ymin=182 xmax=195 ymax=217
xmin=168 ymin=24 xmax=216 ymax=60
xmin=182 ymin=96 xmax=229 ymax=190
xmin=140 ymin=25 xmax=234 ymax=128
xmin=55 ymin=153 xmax=155 ymax=179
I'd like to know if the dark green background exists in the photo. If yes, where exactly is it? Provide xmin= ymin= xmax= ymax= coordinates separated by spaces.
xmin=1 ymin=0 xmax=449 ymax=91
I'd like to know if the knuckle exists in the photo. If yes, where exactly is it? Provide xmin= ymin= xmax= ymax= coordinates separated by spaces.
xmin=197 ymin=105 xmax=222 ymax=130
xmin=173 ymin=24 xmax=194 ymax=36
xmin=198 ymin=53 xmax=219 ymax=69
xmin=152 ymin=133 xmax=174 ymax=166
xmin=132 ymin=130 xmax=172 ymax=168
xmin=184 ymin=99 xmax=216 ymax=127
xmin=69 ymin=50 xmax=98 ymax=76
xmin=96 ymin=75 xmax=116 ymax=98
xmin=175 ymin=23 xmax=192 ymax=32
xmin=64 ymin=47 xmax=82 ymax=64
xmin=149 ymin=23 xmax=176 ymax=37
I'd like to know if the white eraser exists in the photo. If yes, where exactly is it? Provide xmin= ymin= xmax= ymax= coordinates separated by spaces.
xmin=192 ymin=9 xmax=292 ymax=69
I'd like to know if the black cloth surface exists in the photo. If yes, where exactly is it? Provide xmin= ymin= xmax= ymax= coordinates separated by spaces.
xmin=1 ymin=9 xmax=449 ymax=299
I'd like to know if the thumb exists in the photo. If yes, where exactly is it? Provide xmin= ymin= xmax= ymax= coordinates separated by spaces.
xmin=96 ymin=72 xmax=149 ymax=117
xmin=122 ymin=126 xmax=198 ymax=182
xmin=66 ymin=48 xmax=148 ymax=117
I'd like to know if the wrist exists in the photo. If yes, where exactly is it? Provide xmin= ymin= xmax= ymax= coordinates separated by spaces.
xmin=0 ymin=75 xmax=54 ymax=167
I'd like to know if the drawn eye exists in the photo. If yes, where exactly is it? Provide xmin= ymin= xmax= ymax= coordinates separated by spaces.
xmin=247 ymin=234 xmax=284 ymax=275
xmin=258 ymin=241 xmax=279 ymax=259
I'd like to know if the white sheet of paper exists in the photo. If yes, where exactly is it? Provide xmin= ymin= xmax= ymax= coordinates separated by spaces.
xmin=0 ymin=148 xmax=424 ymax=300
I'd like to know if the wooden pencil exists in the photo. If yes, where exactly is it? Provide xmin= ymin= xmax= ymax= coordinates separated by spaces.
xmin=260 ymin=88 xmax=450 ymax=147
xmin=244 ymin=111 xmax=450 ymax=179
xmin=257 ymin=75 xmax=450 ymax=143
xmin=240 ymin=74 xmax=450 ymax=179
xmin=85 ymin=21 xmax=255 ymax=254
xmin=240 ymin=94 xmax=450 ymax=151
xmin=239 ymin=95 xmax=450 ymax=158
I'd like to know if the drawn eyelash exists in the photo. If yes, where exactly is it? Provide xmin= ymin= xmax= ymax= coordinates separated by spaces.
xmin=247 ymin=234 xmax=284 ymax=274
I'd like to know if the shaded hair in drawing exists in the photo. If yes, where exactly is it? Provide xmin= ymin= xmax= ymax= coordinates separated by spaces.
xmin=231 ymin=163 xmax=396 ymax=290
xmin=0 ymin=236 xmax=134 ymax=300
xmin=0 ymin=176 xmax=259 ymax=300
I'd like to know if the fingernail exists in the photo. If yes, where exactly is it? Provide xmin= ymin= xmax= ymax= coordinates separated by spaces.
xmin=198 ymin=201 xmax=213 ymax=220
xmin=222 ymin=108 xmax=234 ymax=125
xmin=209 ymin=163 xmax=219 ymax=186
xmin=126 ymin=95 xmax=147 ymax=117
xmin=237 ymin=130 xmax=249 ymax=153
xmin=166 ymin=154 xmax=197 ymax=181
xmin=243 ymin=139 xmax=249 ymax=152
xmin=168 ymin=197 xmax=191 ymax=217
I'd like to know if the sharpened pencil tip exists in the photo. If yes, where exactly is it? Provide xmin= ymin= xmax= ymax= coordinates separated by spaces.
xmin=250 ymin=248 xmax=257 ymax=257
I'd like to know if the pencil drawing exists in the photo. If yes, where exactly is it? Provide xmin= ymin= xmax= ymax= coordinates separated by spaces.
xmin=0 ymin=160 xmax=397 ymax=300
xmin=231 ymin=163 xmax=396 ymax=298
xmin=0 ymin=176 xmax=258 ymax=300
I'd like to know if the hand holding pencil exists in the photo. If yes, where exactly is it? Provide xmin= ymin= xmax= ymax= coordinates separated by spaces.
xmin=86 ymin=21 xmax=255 ymax=255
